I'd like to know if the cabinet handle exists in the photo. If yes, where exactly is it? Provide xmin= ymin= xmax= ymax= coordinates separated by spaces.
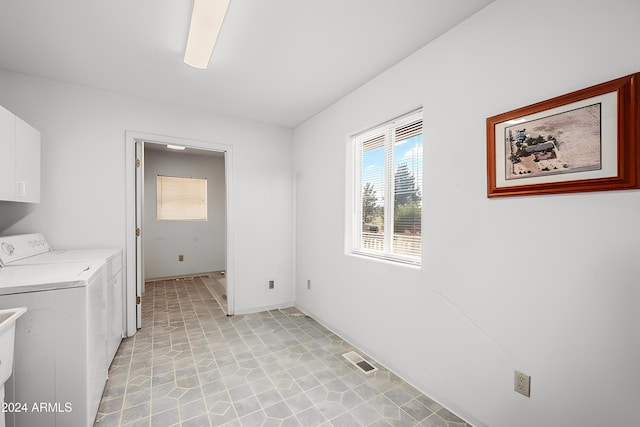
xmin=17 ymin=181 xmax=26 ymax=196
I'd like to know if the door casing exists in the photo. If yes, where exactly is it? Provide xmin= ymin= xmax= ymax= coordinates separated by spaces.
xmin=124 ymin=131 xmax=235 ymax=335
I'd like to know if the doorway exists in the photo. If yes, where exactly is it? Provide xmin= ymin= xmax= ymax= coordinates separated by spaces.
xmin=124 ymin=132 xmax=235 ymax=335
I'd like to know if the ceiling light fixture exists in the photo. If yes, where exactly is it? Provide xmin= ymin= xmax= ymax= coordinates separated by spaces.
xmin=184 ymin=0 xmax=231 ymax=69
xmin=167 ymin=144 xmax=186 ymax=151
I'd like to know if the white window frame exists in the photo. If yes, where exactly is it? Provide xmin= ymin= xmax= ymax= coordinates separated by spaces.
xmin=350 ymin=110 xmax=423 ymax=265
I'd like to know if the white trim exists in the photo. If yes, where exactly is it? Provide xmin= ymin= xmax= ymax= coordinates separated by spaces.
xmin=350 ymin=249 xmax=421 ymax=267
xmin=346 ymin=251 xmax=422 ymax=270
xmin=124 ymin=131 xmax=235 ymax=335
xmin=347 ymin=110 xmax=423 ymax=265
xmin=350 ymin=107 xmax=423 ymax=141
xmin=232 ymin=300 xmax=295 ymax=316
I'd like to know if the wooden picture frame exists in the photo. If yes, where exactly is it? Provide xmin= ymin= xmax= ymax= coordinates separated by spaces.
xmin=487 ymin=73 xmax=640 ymax=197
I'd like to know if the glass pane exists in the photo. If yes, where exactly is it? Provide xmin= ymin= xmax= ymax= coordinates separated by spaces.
xmin=361 ymin=143 xmax=385 ymax=252
xmin=392 ymin=133 xmax=422 ymax=258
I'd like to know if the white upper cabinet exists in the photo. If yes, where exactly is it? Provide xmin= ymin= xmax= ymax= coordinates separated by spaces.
xmin=15 ymin=116 xmax=41 ymax=202
xmin=0 ymin=106 xmax=17 ymax=200
xmin=0 ymin=105 xmax=41 ymax=203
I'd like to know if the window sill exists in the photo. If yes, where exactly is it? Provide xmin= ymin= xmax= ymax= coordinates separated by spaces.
xmin=348 ymin=250 xmax=421 ymax=269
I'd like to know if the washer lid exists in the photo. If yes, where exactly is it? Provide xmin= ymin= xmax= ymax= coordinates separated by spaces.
xmin=0 ymin=261 xmax=99 ymax=295
xmin=8 ymin=248 xmax=120 ymax=265
xmin=0 ymin=233 xmax=50 ymax=267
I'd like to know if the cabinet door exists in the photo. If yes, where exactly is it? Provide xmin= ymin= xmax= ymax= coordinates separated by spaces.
xmin=0 ymin=106 xmax=16 ymax=201
xmin=106 ymin=272 xmax=123 ymax=363
xmin=15 ymin=116 xmax=41 ymax=203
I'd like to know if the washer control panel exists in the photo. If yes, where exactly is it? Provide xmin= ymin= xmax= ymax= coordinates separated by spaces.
xmin=0 ymin=233 xmax=51 ymax=266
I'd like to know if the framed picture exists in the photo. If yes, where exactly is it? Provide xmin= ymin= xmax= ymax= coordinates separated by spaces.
xmin=486 ymin=72 xmax=640 ymax=197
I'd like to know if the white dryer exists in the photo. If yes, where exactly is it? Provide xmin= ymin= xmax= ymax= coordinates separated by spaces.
xmin=0 ymin=234 xmax=122 ymax=427
xmin=0 ymin=262 xmax=106 ymax=427
xmin=0 ymin=233 xmax=124 ymax=363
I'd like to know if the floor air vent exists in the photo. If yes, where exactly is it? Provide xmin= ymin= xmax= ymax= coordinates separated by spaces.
xmin=342 ymin=351 xmax=378 ymax=374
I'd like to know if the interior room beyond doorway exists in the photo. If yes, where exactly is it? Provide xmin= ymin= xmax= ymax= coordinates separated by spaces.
xmin=142 ymin=143 xmax=227 ymax=313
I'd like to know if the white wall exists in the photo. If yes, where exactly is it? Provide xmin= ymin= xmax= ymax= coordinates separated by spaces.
xmin=143 ymin=149 xmax=226 ymax=279
xmin=0 ymin=70 xmax=295 ymax=314
xmin=293 ymin=1 xmax=640 ymax=426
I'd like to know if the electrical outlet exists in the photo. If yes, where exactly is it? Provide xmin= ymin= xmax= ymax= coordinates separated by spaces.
xmin=514 ymin=370 xmax=531 ymax=397
xmin=307 ymin=279 xmax=311 ymax=290
xmin=269 ymin=280 xmax=274 ymax=289
xmin=178 ymin=255 xmax=184 ymax=262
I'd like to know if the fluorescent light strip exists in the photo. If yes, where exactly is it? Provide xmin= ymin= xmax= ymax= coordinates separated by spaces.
xmin=184 ymin=0 xmax=231 ymax=69
xmin=167 ymin=145 xmax=186 ymax=151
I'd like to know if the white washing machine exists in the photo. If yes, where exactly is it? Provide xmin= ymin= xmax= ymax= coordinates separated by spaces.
xmin=0 ymin=234 xmax=121 ymax=427
xmin=0 ymin=233 xmax=124 ymax=364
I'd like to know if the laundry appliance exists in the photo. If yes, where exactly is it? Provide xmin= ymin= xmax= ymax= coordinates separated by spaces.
xmin=0 ymin=233 xmax=123 ymax=427
xmin=0 ymin=233 xmax=123 ymax=362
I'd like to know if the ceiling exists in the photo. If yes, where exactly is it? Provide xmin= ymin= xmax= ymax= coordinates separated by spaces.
xmin=0 ymin=0 xmax=493 ymax=128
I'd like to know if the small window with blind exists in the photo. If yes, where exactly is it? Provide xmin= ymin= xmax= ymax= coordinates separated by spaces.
xmin=157 ymin=175 xmax=207 ymax=221
xmin=352 ymin=110 xmax=422 ymax=265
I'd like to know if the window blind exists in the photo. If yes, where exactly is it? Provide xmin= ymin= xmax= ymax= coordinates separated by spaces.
xmin=353 ymin=110 xmax=423 ymax=264
xmin=157 ymin=175 xmax=207 ymax=221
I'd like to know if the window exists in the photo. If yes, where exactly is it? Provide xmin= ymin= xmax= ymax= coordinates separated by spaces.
xmin=157 ymin=175 xmax=207 ymax=221
xmin=352 ymin=110 xmax=423 ymax=264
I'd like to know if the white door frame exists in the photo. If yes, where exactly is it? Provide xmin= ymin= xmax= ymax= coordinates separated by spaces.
xmin=135 ymin=139 xmax=144 ymax=328
xmin=124 ymin=131 xmax=235 ymax=335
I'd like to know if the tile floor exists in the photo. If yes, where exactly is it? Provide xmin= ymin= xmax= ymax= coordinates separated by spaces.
xmin=94 ymin=276 xmax=472 ymax=426
xmin=202 ymin=273 xmax=228 ymax=315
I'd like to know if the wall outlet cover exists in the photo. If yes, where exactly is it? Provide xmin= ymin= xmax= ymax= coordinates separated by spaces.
xmin=514 ymin=370 xmax=531 ymax=397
